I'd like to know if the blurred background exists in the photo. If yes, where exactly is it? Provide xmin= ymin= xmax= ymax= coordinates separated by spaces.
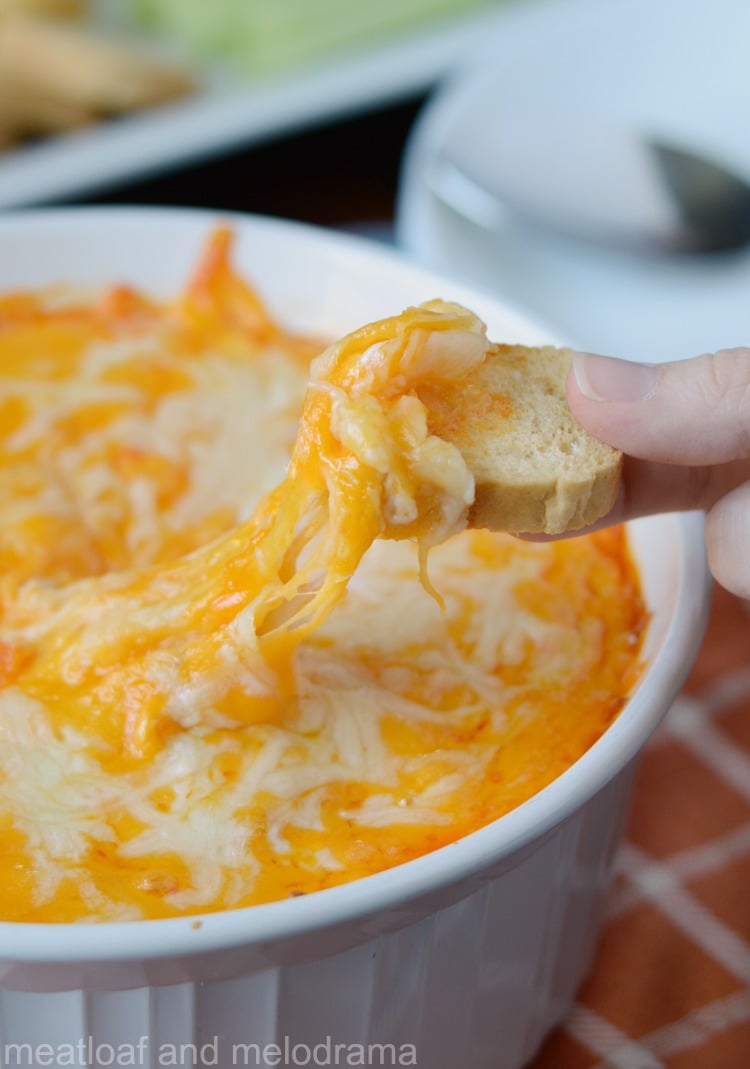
xmin=1 ymin=0 xmax=750 ymax=363
xmin=1 ymin=1 xmax=749 ymax=1066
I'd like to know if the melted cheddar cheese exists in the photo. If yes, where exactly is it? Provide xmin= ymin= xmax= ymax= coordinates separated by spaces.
xmin=0 ymin=229 xmax=647 ymax=922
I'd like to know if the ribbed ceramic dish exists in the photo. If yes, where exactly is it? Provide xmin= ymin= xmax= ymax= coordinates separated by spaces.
xmin=0 ymin=209 xmax=710 ymax=1069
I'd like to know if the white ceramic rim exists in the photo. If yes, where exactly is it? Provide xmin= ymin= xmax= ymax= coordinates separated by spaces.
xmin=0 ymin=207 xmax=711 ymax=962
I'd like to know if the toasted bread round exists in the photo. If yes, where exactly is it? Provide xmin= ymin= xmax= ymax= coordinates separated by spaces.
xmin=423 ymin=343 xmax=622 ymax=535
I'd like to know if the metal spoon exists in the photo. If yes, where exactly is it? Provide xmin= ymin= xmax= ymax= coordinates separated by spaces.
xmin=427 ymin=111 xmax=750 ymax=255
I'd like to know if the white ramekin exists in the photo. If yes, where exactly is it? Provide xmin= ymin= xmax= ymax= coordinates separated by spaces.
xmin=0 ymin=209 xmax=710 ymax=1069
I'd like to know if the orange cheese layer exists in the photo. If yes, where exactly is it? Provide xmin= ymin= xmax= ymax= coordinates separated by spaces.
xmin=0 ymin=230 xmax=647 ymax=922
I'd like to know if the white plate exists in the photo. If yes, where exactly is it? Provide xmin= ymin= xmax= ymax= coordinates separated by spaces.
xmin=0 ymin=5 xmax=509 ymax=210
xmin=397 ymin=0 xmax=750 ymax=362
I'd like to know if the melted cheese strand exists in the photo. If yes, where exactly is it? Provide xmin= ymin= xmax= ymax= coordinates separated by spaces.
xmin=2 ymin=238 xmax=489 ymax=760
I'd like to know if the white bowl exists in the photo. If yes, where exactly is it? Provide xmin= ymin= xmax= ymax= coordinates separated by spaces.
xmin=0 ymin=209 xmax=710 ymax=1069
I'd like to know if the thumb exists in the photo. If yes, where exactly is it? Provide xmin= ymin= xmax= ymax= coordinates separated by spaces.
xmin=567 ymin=348 xmax=750 ymax=465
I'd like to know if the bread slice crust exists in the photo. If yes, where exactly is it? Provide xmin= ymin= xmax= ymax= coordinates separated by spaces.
xmin=422 ymin=343 xmax=622 ymax=535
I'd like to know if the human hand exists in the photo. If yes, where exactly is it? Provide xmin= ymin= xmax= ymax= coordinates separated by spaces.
xmin=567 ymin=348 xmax=750 ymax=598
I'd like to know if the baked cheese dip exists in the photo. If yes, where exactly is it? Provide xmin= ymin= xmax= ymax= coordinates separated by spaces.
xmin=0 ymin=229 xmax=647 ymax=922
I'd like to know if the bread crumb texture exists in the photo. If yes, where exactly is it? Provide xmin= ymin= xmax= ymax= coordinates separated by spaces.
xmin=423 ymin=343 xmax=622 ymax=535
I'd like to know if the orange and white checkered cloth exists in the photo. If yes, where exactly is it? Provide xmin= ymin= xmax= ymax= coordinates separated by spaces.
xmin=530 ymin=583 xmax=750 ymax=1069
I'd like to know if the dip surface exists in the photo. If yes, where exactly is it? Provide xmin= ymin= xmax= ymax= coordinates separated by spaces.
xmin=0 ymin=233 xmax=647 ymax=922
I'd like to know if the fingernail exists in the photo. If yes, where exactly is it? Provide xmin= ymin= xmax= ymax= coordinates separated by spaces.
xmin=572 ymin=351 xmax=659 ymax=402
